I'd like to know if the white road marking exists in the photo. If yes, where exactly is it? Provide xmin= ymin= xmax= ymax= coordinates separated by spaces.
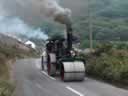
xmin=66 ymin=86 xmax=84 ymax=96
xmin=35 ymin=61 xmax=56 ymax=80
xmin=42 ymin=71 xmax=56 ymax=80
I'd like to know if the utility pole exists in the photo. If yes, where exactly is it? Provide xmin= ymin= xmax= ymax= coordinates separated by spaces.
xmin=88 ymin=0 xmax=93 ymax=52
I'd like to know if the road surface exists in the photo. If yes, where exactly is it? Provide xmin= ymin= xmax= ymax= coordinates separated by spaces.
xmin=14 ymin=59 xmax=128 ymax=96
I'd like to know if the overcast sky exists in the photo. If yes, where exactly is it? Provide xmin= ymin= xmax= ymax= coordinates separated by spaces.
xmin=0 ymin=0 xmax=87 ymax=25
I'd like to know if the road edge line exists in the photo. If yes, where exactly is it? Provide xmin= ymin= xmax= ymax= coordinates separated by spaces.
xmin=42 ymin=71 xmax=56 ymax=80
xmin=66 ymin=86 xmax=84 ymax=96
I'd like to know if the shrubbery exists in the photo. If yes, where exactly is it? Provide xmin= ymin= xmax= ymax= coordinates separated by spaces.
xmin=0 ymin=44 xmax=39 ymax=96
xmin=0 ymin=45 xmax=38 ymax=59
xmin=0 ymin=80 xmax=14 ymax=96
xmin=86 ymin=43 xmax=128 ymax=84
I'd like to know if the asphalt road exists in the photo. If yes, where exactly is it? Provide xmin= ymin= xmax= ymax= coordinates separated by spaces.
xmin=14 ymin=59 xmax=128 ymax=96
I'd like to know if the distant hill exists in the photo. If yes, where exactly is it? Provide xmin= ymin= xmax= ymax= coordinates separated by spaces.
xmin=61 ymin=0 xmax=128 ymax=18
xmin=40 ymin=0 xmax=128 ymax=48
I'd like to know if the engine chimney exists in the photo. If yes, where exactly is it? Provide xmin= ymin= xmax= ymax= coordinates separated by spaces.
xmin=54 ymin=14 xmax=73 ymax=53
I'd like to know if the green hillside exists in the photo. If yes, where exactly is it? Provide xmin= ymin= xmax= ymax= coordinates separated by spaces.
xmin=40 ymin=0 xmax=128 ymax=48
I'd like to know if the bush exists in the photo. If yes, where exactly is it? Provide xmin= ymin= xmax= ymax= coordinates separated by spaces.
xmin=0 ymin=44 xmax=38 ymax=59
xmin=0 ymin=81 xmax=14 ymax=96
xmin=86 ymin=43 xmax=128 ymax=84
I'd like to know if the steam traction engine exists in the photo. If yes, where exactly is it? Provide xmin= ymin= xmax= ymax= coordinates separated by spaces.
xmin=41 ymin=21 xmax=86 ymax=81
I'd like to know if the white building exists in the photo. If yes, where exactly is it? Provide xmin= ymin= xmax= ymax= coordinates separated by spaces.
xmin=25 ymin=40 xmax=36 ymax=49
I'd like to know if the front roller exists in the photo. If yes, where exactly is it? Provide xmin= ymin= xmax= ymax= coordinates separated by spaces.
xmin=61 ymin=61 xmax=85 ymax=81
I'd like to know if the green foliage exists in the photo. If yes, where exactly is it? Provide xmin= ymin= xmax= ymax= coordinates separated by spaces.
xmin=0 ymin=43 xmax=38 ymax=96
xmin=99 ymin=0 xmax=128 ymax=18
xmin=0 ymin=81 xmax=14 ymax=96
xmin=0 ymin=44 xmax=38 ymax=59
xmin=40 ymin=20 xmax=65 ymax=37
xmin=41 ymin=17 xmax=128 ymax=49
xmin=112 ymin=42 xmax=128 ymax=50
xmin=40 ymin=0 xmax=128 ymax=49
xmin=86 ymin=43 xmax=128 ymax=84
xmin=80 ymin=40 xmax=97 ymax=49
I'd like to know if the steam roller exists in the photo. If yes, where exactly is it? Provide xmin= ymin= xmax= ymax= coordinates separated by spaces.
xmin=41 ymin=19 xmax=86 ymax=81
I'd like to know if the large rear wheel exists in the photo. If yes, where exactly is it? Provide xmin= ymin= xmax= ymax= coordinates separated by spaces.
xmin=47 ymin=53 xmax=56 ymax=76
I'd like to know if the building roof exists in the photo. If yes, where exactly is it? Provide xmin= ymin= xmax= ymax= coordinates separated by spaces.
xmin=25 ymin=40 xmax=36 ymax=49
